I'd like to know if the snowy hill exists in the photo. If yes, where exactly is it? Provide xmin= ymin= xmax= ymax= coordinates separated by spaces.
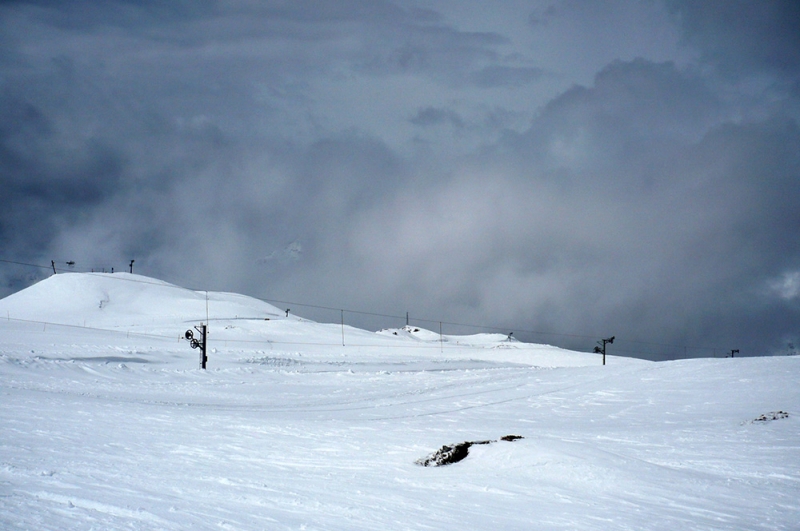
xmin=1 ymin=274 xmax=798 ymax=530
xmin=0 ymin=272 xmax=609 ymax=368
xmin=0 ymin=272 xmax=287 ymax=327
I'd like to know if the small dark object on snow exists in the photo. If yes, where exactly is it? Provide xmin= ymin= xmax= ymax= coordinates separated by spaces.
xmin=416 ymin=435 xmax=524 ymax=467
xmin=416 ymin=440 xmax=492 ymax=467
xmin=753 ymin=411 xmax=789 ymax=422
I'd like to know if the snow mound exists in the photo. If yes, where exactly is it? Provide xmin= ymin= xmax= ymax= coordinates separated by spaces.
xmin=0 ymin=272 xmax=287 ymax=327
xmin=378 ymin=326 xmax=521 ymax=346
xmin=377 ymin=325 xmax=443 ymax=341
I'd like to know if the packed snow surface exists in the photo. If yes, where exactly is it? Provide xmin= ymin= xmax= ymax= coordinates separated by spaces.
xmin=1 ymin=273 xmax=798 ymax=530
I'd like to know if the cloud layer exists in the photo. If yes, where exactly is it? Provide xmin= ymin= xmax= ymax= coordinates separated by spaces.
xmin=2 ymin=1 xmax=798 ymax=358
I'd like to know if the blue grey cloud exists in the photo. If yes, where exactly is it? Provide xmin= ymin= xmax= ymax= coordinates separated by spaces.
xmin=668 ymin=0 xmax=800 ymax=80
xmin=1 ymin=1 xmax=798 ymax=359
xmin=470 ymin=65 xmax=543 ymax=88
xmin=409 ymin=106 xmax=464 ymax=128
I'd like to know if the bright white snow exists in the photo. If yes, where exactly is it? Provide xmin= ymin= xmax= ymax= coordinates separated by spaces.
xmin=1 ymin=273 xmax=798 ymax=530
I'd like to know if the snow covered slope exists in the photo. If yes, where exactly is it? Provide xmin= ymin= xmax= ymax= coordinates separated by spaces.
xmin=0 ymin=272 xmax=287 ymax=327
xmin=0 ymin=272 xmax=609 ymax=368
xmin=1 ymin=274 xmax=798 ymax=530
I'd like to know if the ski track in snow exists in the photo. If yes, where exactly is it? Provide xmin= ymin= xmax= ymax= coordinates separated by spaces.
xmin=1 ymin=273 xmax=799 ymax=530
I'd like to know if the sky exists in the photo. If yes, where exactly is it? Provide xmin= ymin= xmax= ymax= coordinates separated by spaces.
xmin=1 ymin=0 xmax=799 ymax=359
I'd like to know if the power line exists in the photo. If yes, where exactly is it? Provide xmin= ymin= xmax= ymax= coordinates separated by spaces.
xmin=0 ymin=316 xmax=177 ymax=340
xmin=0 ymin=259 xmax=54 ymax=270
xmin=0 ymin=316 xmax=518 ymax=351
xmin=0 ymin=311 xmax=721 ymax=360
xmin=0 ymin=258 xmax=734 ymax=357
xmin=0 ymin=258 xmax=124 ymax=275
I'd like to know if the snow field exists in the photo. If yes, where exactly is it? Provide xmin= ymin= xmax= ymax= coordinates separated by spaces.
xmin=1 ymin=273 xmax=798 ymax=530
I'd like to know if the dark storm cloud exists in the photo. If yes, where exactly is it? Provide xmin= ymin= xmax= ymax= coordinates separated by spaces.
xmin=409 ymin=106 xmax=464 ymax=128
xmin=499 ymin=60 xmax=800 ymax=356
xmin=668 ymin=0 xmax=800 ymax=81
xmin=355 ymin=26 xmax=506 ymax=83
xmin=470 ymin=65 xmax=544 ymax=88
xmin=0 ymin=89 xmax=125 ymax=254
xmin=341 ymin=58 xmax=800 ymax=357
xmin=527 ymin=4 xmax=557 ymax=28
xmin=0 ymin=0 xmax=507 ymax=271
xmin=1 ymin=1 xmax=798 ymax=358
xmin=512 ymin=58 xmax=723 ymax=161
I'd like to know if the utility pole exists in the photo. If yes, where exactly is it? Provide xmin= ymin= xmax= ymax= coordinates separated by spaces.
xmin=730 ymin=349 xmax=739 ymax=358
xmin=51 ymin=260 xmax=57 ymax=274
xmin=594 ymin=336 xmax=615 ymax=366
xmin=129 ymin=259 xmax=135 ymax=273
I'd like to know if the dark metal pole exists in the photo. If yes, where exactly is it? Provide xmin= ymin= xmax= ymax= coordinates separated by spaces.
xmin=51 ymin=260 xmax=56 ymax=274
xmin=184 ymin=325 xmax=208 ymax=369
xmin=594 ymin=336 xmax=614 ymax=366
xmin=201 ymin=324 xmax=208 ymax=369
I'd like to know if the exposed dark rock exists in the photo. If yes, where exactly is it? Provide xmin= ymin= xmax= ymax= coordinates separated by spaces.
xmin=753 ymin=411 xmax=789 ymax=422
xmin=416 ymin=435 xmax=524 ymax=467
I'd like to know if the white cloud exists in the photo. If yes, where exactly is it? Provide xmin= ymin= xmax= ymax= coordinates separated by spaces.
xmin=769 ymin=271 xmax=800 ymax=300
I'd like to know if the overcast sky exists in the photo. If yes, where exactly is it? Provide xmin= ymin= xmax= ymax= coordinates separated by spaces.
xmin=2 ymin=0 xmax=799 ymax=359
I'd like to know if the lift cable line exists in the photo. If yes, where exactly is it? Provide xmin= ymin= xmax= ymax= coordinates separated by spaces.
xmin=1 ymin=258 xmax=735 ymax=358
xmin=0 ymin=314 xmax=736 ymax=359
xmin=0 ymin=258 xmax=132 ymax=275
xmin=255 ymin=295 xmax=600 ymax=340
xmin=0 ymin=316 xmax=488 ymax=350
xmin=251 ymin=294 xmax=726 ymax=354
xmin=0 ymin=259 xmax=54 ymax=270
